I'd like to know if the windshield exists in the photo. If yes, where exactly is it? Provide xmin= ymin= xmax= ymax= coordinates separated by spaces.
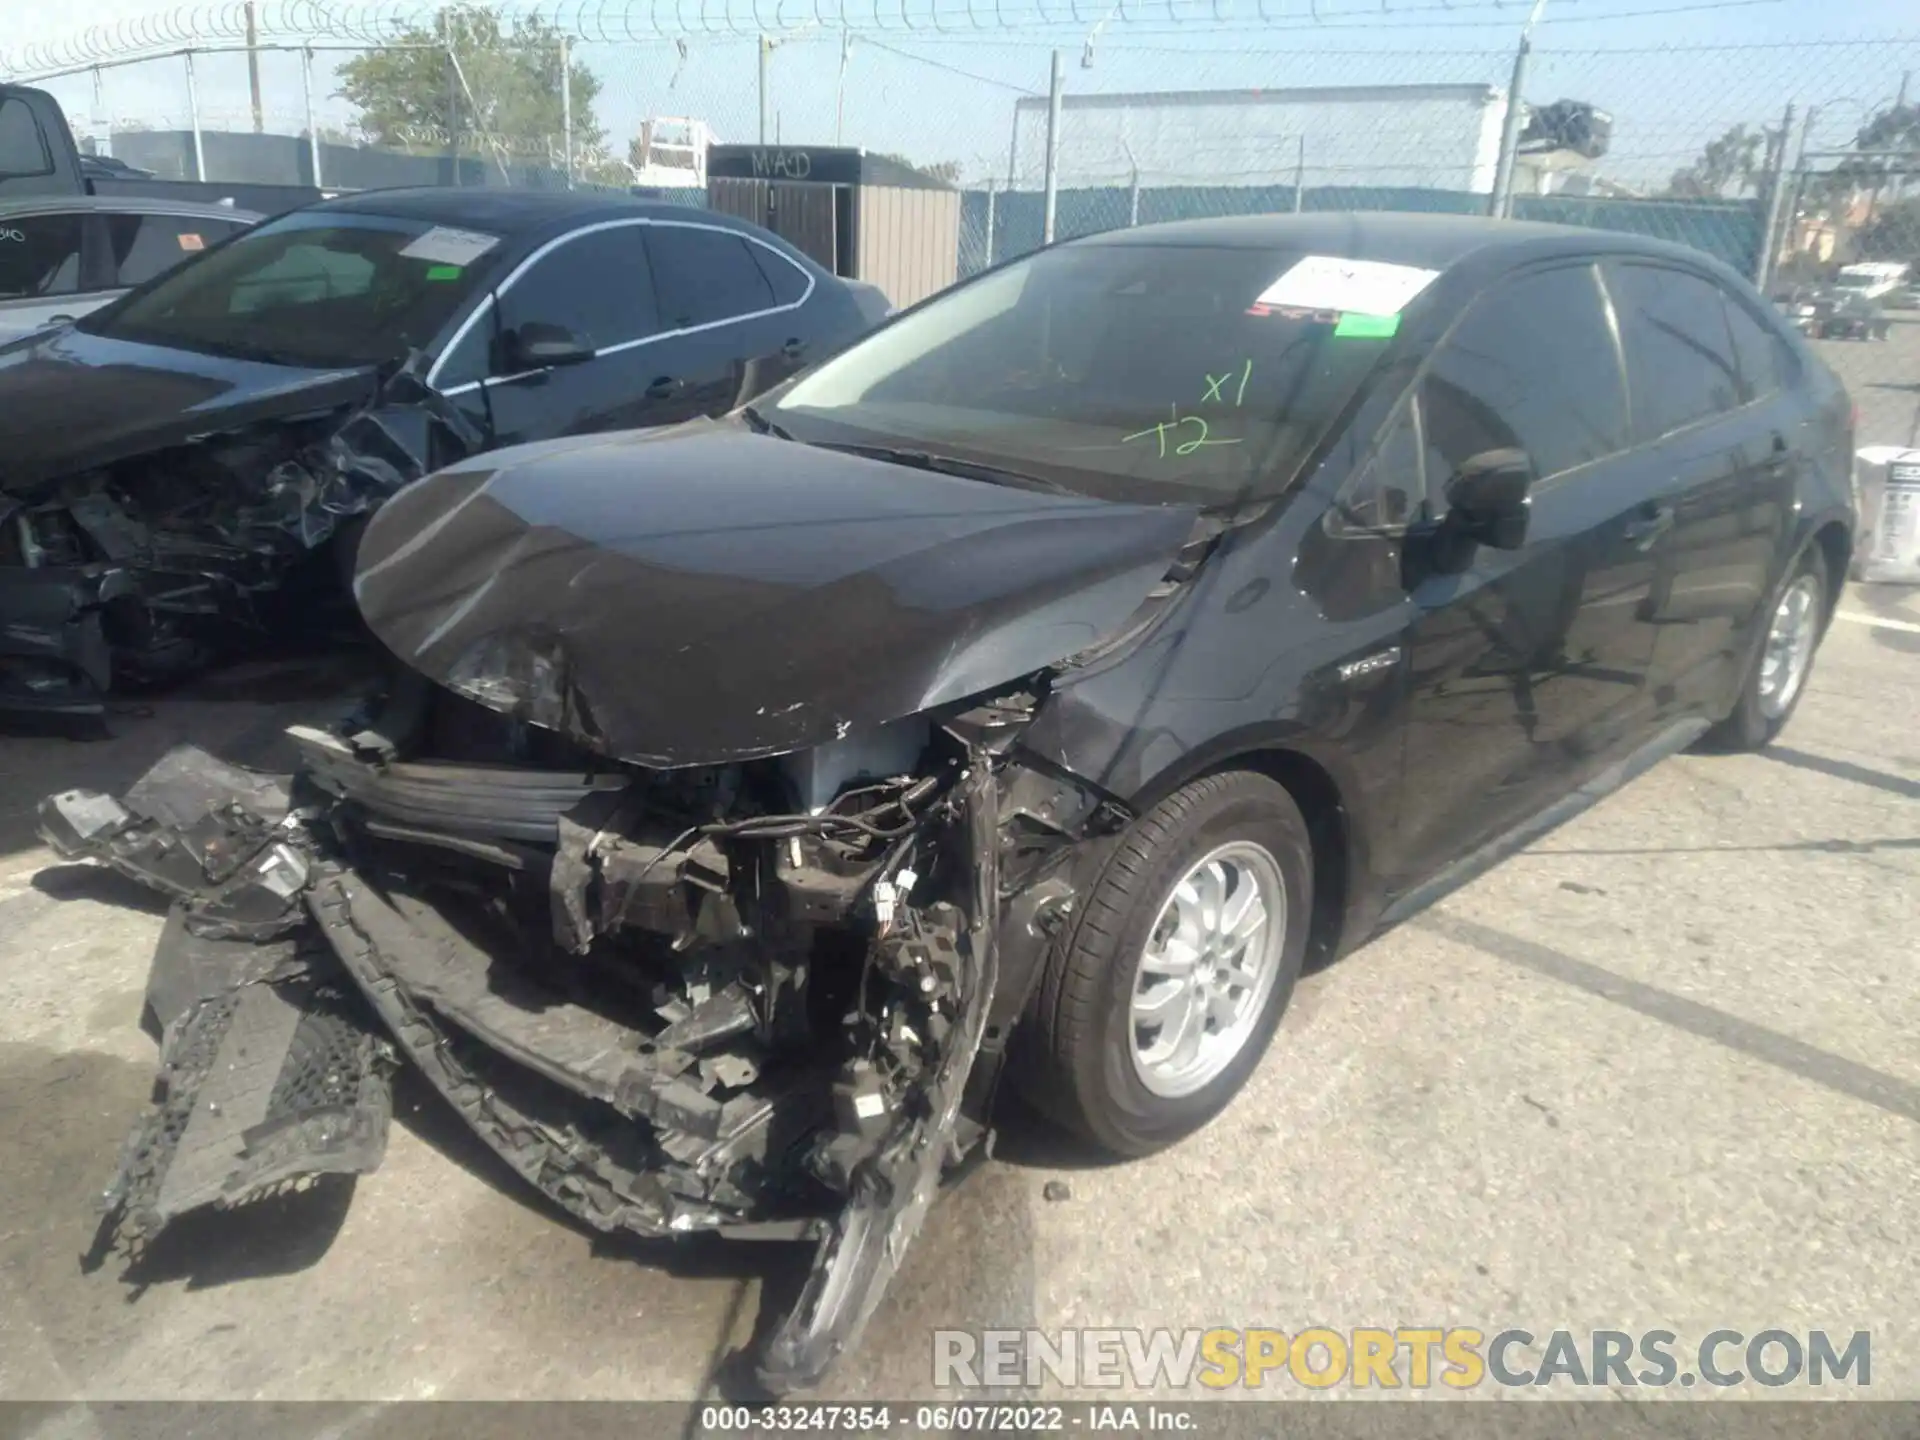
xmin=81 ymin=211 xmax=494 ymax=367
xmin=770 ymin=241 xmax=1411 ymax=506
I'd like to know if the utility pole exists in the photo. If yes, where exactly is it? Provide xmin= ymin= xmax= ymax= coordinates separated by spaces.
xmin=184 ymin=51 xmax=206 ymax=181
xmin=759 ymin=36 xmax=770 ymax=145
xmin=245 ymin=0 xmax=264 ymax=133
xmin=560 ymin=35 xmax=574 ymax=188
xmin=302 ymin=45 xmax=322 ymax=187
xmin=1756 ymin=102 xmax=1796 ymax=293
xmin=443 ymin=8 xmax=459 ymax=186
xmin=835 ymin=31 xmax=851 ymax=145
xmin=1777 ymin=105 xmax=1817 ymax=284
xmin=1042 ymin=49 xmax=1064 ymax=244
xmin=1489 ymin=0 xmax=1547 ymax=218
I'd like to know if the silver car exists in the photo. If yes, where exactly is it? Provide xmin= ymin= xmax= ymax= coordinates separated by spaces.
xmin=0 ymin=194 xmax=261 ymax=342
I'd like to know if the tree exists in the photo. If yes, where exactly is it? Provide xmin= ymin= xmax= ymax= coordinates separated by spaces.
xmin=1853 ymin=196 xmax=1920 ymax=265
xmin=1664 ymin=123 xmax=1767 ymax=200
xmin=338 ymin=7 xmax=605 ymax=162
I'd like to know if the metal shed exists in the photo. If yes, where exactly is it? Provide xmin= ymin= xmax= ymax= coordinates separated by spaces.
xmin=707 ymin=146 xmax=962 ymax=310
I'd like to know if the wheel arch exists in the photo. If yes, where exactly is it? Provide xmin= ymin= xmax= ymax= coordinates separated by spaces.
xmin=1809 ymin=517 xmax=1851 ymax=624
xmin=1120 ymin=740 xmax=1365 ymax=971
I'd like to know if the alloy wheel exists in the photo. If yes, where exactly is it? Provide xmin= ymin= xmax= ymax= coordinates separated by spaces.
xmin=1129 ymin=841 xmax=1288 ymax=1099
xmin=1758 ymin=572 xmax=1821 ymax=720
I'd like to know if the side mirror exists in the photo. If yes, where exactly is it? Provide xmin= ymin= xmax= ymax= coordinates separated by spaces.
xmin=502 ymin=321 xmax=595 ymax=372
xmin=1444 ymin=447 xmax=1534 ymax=550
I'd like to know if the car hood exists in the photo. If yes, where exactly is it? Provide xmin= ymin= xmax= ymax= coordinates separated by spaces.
xmin=352 ymin=419 xmax=1202 ymax=768
xmin=0 ymin=326 xmax=377 ymax=492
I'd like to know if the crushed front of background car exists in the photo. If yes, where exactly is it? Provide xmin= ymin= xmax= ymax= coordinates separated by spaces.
xmin=38 ymin=677 xmax=1124 ymax=1391
xmin=0 ymin=361 xmax=479 ymax=719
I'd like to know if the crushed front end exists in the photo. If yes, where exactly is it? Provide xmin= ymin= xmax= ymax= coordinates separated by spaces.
xmin=0 ymin=365 xmax=477 ymax=717
xmin=41 ymin=676 xmax=1106 ymax=1390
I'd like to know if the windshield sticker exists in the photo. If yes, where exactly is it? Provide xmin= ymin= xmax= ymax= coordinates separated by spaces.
xmin=176 ymin=232 xmax=205 ymax=251
xmin=399 ymin=226 xmax=500 ymax=267
xmin=424 ymin=264 xmax=463 ymax=282
xmin=1255 ymin=256 xmax=1439 ymax=317
xmin=1332 ymin=311 xmax=1400 ymax=339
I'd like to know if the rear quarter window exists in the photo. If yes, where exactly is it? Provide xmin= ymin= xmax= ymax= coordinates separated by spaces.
xmin=0 ymin=213 xmax=83 ymax=298
xmin=1722 ymin=292 xmax=1796 ymax=403
xmin=749 ymin=243 xmax=811 ymax=307
xmin=1607 ymin=263 xmax=1743 ymax=442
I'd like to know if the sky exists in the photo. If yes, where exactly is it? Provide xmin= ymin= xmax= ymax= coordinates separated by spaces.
xmin=6 ymin=0 xmax=1918 ymax=190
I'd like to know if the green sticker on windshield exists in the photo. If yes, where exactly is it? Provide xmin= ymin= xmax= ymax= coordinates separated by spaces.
xmin=1333 ymin=312 xmax=1400 ymax=339
xmin=425 ymin=264 xmax=463 ymax=281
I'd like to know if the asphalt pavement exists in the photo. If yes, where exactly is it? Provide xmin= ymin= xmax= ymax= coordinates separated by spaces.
xmin=0 ymin=326 xmax=1916 ymax=1410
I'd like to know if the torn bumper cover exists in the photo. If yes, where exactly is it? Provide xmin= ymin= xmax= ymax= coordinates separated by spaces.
xmin=41 ymin=734 xmax=1013 ymax=1392
xmin=0 ymin=363 xmax=480 ymax=716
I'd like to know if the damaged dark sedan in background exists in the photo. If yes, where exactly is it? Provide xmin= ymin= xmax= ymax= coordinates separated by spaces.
xmin=41 ymin=214 xmax=1854 ymax=1391
xmin=1 ymin=187 xmax=885 ymax=718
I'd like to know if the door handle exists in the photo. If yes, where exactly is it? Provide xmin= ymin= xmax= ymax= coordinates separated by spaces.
xmin=644 ymin=375 xmax=684 ymax=400
xmin=1622 ymin=502 xmax=1674 ymax=548
xmin=781 ymin=337 xmax=808 ymax=360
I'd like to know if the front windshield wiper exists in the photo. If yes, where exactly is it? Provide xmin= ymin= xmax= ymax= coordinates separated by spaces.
xmin=810 ymin=442 xmax=1080 ymax=496
xmin=739 ymin=403 xmax=796 ymax=440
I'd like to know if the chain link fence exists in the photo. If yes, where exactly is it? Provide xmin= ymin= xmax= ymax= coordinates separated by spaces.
xmin=7 ymin=14 xmax=1918 ymax=307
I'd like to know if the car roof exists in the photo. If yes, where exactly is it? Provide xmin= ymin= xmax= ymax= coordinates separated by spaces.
xmin=0 ymin=194 xmax=263 ymax=221
xmin=1073 ymin=211 xmax=1716 ymax=274
xmin=311 ymin=186 xmax=733 ymax=237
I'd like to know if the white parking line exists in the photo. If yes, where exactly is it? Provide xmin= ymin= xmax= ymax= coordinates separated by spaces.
xmin=1833 ymin=608 xmax=1920 ymax=635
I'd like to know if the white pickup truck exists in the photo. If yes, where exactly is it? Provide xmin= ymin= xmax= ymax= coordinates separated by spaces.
xmin=1836 ymin=260 xmax=1913 ymax=306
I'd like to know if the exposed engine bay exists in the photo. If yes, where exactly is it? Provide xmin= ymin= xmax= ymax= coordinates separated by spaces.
xmin=0 ymin=363 xmax=478 ymax=715
xmin=40 ymin=672 xmax=1119 ymax=1390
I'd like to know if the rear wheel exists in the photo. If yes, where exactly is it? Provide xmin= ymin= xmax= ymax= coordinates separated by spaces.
xmin=1016 ymin=771 xmax=1311 ymax=1157
xmin=1702 ymin=545 xmax=1828 ymax=751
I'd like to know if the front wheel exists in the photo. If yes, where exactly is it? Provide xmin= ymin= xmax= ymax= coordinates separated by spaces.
xmin=1015 ymin=770 xmax=1312 ymax=1157
xmin=1701 ymin=546 xmax=1828 ymax=751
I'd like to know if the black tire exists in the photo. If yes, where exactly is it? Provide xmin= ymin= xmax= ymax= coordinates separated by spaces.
xmin=1701 ymin=544 xmax=1828 ymax=752
xmin=1016 ymin=770 xmax=1312 ymax=1157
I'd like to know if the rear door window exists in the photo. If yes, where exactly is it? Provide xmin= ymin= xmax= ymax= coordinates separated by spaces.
xmin=1722 ymin=292 xmax=1793 ymax=404
xmin=106 ymin=213 xmax=249 ymax=287
xmin=0 ymin=96 xmax=54 ymax=178
xmin=1607 ymin=263 xmax=1743 ymax=441
xmin=647 ymin=225 xmax=777 ymax=329
xmin=0 ymin=213 xmax=83 ymax=298
xmin=1420 ymin=262 xmax=1629 ymax=487
xmin=498 ymin=223 xmax=658 ymax=360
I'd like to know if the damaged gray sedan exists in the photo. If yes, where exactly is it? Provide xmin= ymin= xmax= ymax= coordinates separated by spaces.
xmin=39 ymin=215 xmax=1854 ymax=1388
xmin=1 ymin=188 xmax=878 ymax=717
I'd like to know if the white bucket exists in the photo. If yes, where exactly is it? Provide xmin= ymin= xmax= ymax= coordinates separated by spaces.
xmin=1852 ymin=447 xmax=1920 ymax=585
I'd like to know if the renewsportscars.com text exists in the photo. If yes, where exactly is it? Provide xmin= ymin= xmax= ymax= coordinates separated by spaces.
xmin=932 ymin=1327 xmax=1871 ymax=1391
